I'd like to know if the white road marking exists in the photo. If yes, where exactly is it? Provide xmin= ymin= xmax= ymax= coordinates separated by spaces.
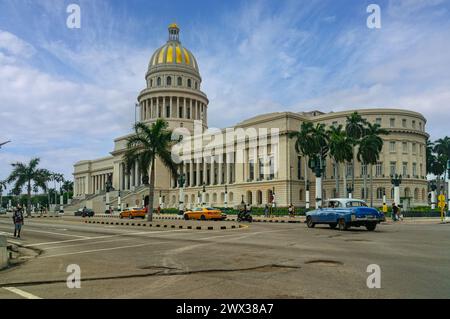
xmin=3 ymin=287 xmax=42 ymax=299
xmin=25 ymin=229 xmax=188 ymax=247
xmin=39 ymin=240 xmax=170 ymax=258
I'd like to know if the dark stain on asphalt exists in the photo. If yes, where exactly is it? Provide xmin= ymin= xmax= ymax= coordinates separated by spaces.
xmin=0 ymin=264 xmax=301 ymax=288
xmin=304 ymin=259 xmax=343 ymax=266
xmin=345 ymin=239 xmax=371 ymax=242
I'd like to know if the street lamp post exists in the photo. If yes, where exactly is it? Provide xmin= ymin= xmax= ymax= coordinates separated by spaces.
xmin=347 ymin=183 xmax=354 ymax=199
xmin=202 ymin=184 xmax=206 ymax=207
xmin=178 ymin=173 xmax=186 ymax=214
xmin=224 ymin=185 xmax=228 ymax=208
xmin=430 ymin=181 xmax=437 ymax=210
xmin=159 ymin=190 xmax=163 ymax=209
xmin=305 ymin=181 xmax=310 ymax=209
xmin=309 ymin=156 xmax=325 ymax=208
xmin=391 ymin=174 xmax=402 ymax=206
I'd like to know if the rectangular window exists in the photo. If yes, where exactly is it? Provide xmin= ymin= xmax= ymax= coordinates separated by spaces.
xmin=420 ymin=163 xmax=423 ymax=177
xmin=376 ymin=118 xmax=382 ymax=125
xmin=390 ymin=162 xmax=396 ymax=176
xmin=402 ymin=162 xmax=408 ymax=176
xmin=269 ymin=156 xmax=275 ymax=180
xmin=166 ymin=105 xmax=170 ymax=118
xmin=402 ymin=119 xmax=407 ymax=128
xmin=361 ymin=164 xmax=367 ymax=176
xmin=376 ymin=162 xmax=383 ymax=176
xmin=179 ymin=106 xmax=183 ymax=118
xmin=390 ymin=118 xmax=395 ymax=127
xmin=412 ymin=120 xmax=416 ymax=129
xmin=412 ymin=143 xmax=417 ymax=154
xmin=346 ymin=163 xmax=353 ymax=177
xmin=297 ymin=156 xmax=302 ymax=179
xmin=402 ymin=142 xmax=408 ymax=153
xmin=390 ymin=141 xmax=396 ymax=152
xmin=258 ymin=158 xmax=264 ymax=180
xmin=413 ymin=163 xmax=417 ymax=177
xmin=249 ymin=159 xmax=254 ymax=181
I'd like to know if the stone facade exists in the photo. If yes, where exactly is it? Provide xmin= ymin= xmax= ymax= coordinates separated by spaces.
xmin=73 ymin=24 xmax=429 ymax=209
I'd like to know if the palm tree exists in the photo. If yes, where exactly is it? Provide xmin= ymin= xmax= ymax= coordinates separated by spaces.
xmin=307 ymin=123 xmax=329 ymax=206
xmin=328 ymin=125 xmax=353 ymax=198
xmin=289 ymin=122 xmax=315 ymax=205
xmin=124 ymin=119 xmax=178 ymax=221
xmin=51 ymin=173 xmax=64 ymax=208
xmin=6 ymin=158 xmax=50 ymax=215
xmin=434 ymin=137 xmax=450 ymax=185
xmin=357 ymin=123 xmax=388 ymax=206
xmin=426 ymin=138 xmax=435 ymax=176
xmin=345 ymin=112 xmax=368 ymax=194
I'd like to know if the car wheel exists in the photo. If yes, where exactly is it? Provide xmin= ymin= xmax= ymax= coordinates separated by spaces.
xmin=306 ymin=216 xmax=315 ymax=228
xmin=184 ymin=214 xmax=189 ymax=220
xmin=329 ymin=223 xmax=337 ymax=229
xmin=366 ymin=222 xmax=377 ymax=231
xmin=338 ymin=219 xmax=349 ymax=231
xmin=200 ymin=215 xmax=206 ymax=221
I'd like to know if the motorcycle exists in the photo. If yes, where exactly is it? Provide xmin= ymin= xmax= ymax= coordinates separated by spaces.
xmin=237 ymin=209 xmax=253 ymax=222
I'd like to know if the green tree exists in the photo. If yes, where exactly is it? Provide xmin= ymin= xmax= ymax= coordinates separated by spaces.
xmin=345 ymin=112 xmax=368 ymax=194
xmin=328 ymin=125 xmax=353 ymax=198
xmin=289 ymin=122 xmax=315 ymax=201
xmin=124 ymin=119 xmax=178 ymax=221
xmin=6 ymin=158 xmax=49 ymax=215
xmin=357 ymin=123 xmax=388 ymax=206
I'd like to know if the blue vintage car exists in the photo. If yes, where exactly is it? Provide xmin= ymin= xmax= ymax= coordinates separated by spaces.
xmin=305 ymin=198 xmax=385 ymax=231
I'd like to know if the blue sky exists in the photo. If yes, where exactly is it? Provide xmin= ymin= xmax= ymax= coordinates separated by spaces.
xmin=0 ymin=0 xmax=450 ymax=185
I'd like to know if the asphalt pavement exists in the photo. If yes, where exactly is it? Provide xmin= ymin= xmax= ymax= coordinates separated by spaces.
xmin=0 ymin=215 xmax=449 ymax=299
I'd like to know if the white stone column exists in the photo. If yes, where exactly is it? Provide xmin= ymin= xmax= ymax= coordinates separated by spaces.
xmin=218 ymin=156 xmax=223 ymax=185
xmin=210 ymin=157 xmax=215 ymax=185
xmin=196 ymin=159 xmax=201 ymax=186
xmin=203 ymin=158 xmax=208 ymax=185
xmin=135 ymin=161 xmax=139 ymax=186
xmin=226 ymin=153 xmax=232 ymax=184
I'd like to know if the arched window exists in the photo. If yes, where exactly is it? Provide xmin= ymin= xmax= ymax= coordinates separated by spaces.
xmin=150 ymin=79 xmax=153 ymax=87
xmin=166 ymin=76 xmax=172 ymax=86
xmin=157 ymin=77 xmax=161 ymax=86
xmin=187 ymin=79 xmax=192 ymax=88
xmin=376 ymin=187 xmax=386 ymax=199
xmin=177 ymin=77 xmax=182 ymax=86
xmin=194 ymin=81 xmax=198 ymax=89
xmin=299 ymin=189 xmax=303 ymax=201
xmin=257 ymin=190 xmax=262 ymax=205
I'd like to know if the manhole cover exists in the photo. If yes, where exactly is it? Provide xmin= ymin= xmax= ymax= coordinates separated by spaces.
xmin=304 ymin=260 xmax=343 ymax=266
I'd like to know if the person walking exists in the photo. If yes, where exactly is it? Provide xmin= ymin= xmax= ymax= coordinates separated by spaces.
xmin=13 ymin=205 xmax=24 ymax=238
xmin=392 ymin=203 xmax=399 ymax=222
xmin=264 ymin=204 xmax=269 ymax=218
xmin=288 ymin=204 xmax=294 ymax=218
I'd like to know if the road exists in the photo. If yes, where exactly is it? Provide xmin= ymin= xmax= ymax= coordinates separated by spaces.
xmin=0 ymin=215 xmax=449 ymax=299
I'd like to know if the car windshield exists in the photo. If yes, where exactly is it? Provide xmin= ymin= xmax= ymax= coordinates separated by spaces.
xmin=346 ymin=201 xmax=368 ymax=207
xmin=206 ymin=207 xmax=216 ymax=210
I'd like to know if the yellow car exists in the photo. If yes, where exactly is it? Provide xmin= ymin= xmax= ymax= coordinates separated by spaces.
xmin=119 ymin=207 xmax=147 ymax=219
xmin=183 ymin=207 xmax=227 ymax=221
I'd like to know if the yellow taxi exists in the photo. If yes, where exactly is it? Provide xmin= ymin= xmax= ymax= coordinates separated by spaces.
xmin=119 ymin=207 xmax=147 ymax=219
xmin=183 ymin=207 xmax=227 ymax=221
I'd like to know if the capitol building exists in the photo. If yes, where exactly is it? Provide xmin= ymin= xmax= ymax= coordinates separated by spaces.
xmin=72 ymin=24 xmax=429 ymax=212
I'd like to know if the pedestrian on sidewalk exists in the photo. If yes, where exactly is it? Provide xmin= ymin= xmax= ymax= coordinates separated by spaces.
xmin=392 ymin=203 xmax=399 ymax=222
xmin=288 ymin=204 xmax=295 ymax=218
xmin=13 ymin=205 xmax=24 ymax=238
xmin=264 ymin=204 xmax=269 ymax=218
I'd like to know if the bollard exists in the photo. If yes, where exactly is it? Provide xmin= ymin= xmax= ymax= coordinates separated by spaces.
xmin=0 ymin=235 xmax=8 ymax=270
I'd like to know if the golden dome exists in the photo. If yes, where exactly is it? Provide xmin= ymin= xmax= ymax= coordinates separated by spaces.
xmin=148 ymin=24 xmax=199 ymax=73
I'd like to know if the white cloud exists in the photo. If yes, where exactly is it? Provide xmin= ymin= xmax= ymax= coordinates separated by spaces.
xmin=0 ymin=29 xmax=36 ymax=58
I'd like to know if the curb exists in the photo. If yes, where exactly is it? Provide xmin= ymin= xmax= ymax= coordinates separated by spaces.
xmin=83 ymin=219 xmax=242 ymax=230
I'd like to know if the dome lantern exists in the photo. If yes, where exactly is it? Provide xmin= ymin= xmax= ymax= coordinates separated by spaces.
xmin=168 ymin=23 xmax=180 ymax=42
